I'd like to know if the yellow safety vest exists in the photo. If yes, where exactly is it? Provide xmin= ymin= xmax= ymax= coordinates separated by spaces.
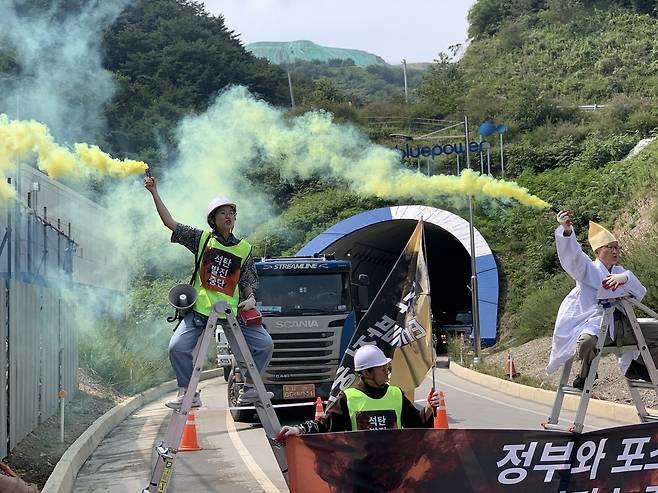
xmin=192 ymin=230 xmax=252 ymax=317
xmin=345 ymin=385 xmax=403 ymax=431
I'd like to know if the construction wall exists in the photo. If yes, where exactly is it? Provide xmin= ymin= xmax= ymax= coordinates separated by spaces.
xmin=10 ymin=164 xmax=127 ymax=291
xmin=0 ymin=289 xmax=6 ymax=459
xmin=1 ymin=164 xmax=122 ymax=459
xmin=5 ymin=281 xmax=77 ymax=450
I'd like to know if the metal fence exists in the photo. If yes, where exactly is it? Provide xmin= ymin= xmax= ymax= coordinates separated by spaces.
xmin=1 ymin=288 xmax=6 ymax=459
xmin=1 ymin=197 xmax=78 ymax=459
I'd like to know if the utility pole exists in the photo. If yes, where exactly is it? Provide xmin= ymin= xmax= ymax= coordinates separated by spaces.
xmin=464 ymin=116 xmax=482 ymax=366
xmin=499 ymin=132 xmax=505 ymax=178
xmin=402 ymin=58 xmax=408 ymax=104
xmin=286 ymin=48 xmax=295 ymax=108
xmin=287 ymin=69 xmax=295 ymax=108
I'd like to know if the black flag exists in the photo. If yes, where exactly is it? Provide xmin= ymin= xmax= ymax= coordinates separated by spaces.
xmin=329 ymin=219 xmax=433 ymax=404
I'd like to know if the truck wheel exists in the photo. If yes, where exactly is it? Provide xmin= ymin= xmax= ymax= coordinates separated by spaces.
xmin=227 ymin=369 xmax=258 ymax=423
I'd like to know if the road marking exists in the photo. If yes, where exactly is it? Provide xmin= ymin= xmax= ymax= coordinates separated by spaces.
xmin=225 ymin=410 xmax=284 ymax=493
xmin=437 ymin=377 xmax=602 ymax=432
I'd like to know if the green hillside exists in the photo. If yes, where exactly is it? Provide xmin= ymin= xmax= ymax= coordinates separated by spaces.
xmin=412 ymin=0 xmax=658 ymax=342
xmin=247 ymin=40 xmax=388 ymax=66
xmin=285 ymin=58 xmax=425 ymax=106
xmin=3 ymin=0 xmax=658 ymax=399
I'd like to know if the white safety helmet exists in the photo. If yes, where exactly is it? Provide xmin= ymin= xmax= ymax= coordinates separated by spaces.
xmin=207 ymin=196 xmax=236 ymax=217
xmin=207 ymin=196 xmax=237 ymax=228
xmin=353 ymin=345 xmax=391 ymax=372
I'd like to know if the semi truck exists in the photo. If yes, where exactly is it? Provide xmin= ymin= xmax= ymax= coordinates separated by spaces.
xmin=217 ymin=255 xmax=369 ymax=422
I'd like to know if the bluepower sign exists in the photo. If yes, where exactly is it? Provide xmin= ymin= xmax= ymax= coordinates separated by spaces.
xmin=395 ymin=141 xmax=491 ymax=159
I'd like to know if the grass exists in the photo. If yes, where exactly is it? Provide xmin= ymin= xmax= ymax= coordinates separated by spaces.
xmin=446 ymin=335 xmax=556 ymax=391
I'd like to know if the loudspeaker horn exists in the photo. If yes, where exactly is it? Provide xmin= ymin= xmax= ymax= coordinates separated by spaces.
xmin=168 ymin=284 xmax=197 ymax=317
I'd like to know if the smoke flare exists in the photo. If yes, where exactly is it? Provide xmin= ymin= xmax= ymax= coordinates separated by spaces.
xmin=0 ymin=114 xmax=147 ymax=198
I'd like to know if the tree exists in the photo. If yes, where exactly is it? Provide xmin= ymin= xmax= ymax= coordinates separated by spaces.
xmin=101 ymin=0 xmax=289 ymax=161
xmin=468 ymin=0 xmax=515 ymax=38
xmin=416 ymin=53 xmax=466 ymax=117
xmin=304 ymin=77 xmax=349 ymax=105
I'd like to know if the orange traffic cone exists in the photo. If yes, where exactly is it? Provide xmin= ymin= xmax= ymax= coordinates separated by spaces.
xmin=179 ymin=409 xmax=201 ymax=452
xmin=314 ymin=396 xmax=324 ymax=421
xmin=433 ymin=391 xmax=449 ymax=429
xmin=505 ymin=352 xmax=520 ymax=379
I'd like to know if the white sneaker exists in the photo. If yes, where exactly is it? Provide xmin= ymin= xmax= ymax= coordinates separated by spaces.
xmin=237 ymin=387 xmax=274 ymax=405
xmin=165 ymin=392 xmax=202 ymax=410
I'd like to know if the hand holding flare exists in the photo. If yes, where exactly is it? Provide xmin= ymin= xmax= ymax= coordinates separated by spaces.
xmin=602 ymin=273 xmax=628 ymax=291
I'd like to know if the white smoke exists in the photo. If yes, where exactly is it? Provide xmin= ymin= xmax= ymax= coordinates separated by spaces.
xmin=0 ymin=0 xmax=129 ymax=143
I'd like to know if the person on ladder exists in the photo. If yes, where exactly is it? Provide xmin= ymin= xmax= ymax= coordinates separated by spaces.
xmin=276 ymin=345 xmax=441 ymax=438
xmin=546 ymin=209 xmax=656 ymax=390
xmin=144 ymin=175 xmax=273 ymax=409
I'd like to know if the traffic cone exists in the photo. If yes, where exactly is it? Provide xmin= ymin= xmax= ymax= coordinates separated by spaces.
xmin=505 ymin=352 xmax=519 ymax=379
xmin=314 ymin=396 xmax=324 ymax=421
xmin=433 ymin=391 xmax=449 ymax=429
xmin=179 ymin=409 xmax=201 ymax=452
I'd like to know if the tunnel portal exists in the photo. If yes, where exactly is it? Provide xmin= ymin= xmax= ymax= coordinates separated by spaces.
xmin=297 ymin=205 xmax=498 ymax=346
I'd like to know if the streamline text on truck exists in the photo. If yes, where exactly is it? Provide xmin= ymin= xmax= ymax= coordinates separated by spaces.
xmin=217 ymin=255 xmax=369 ymax=421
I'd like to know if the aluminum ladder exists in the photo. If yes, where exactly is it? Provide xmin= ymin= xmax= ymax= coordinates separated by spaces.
xmin=542 ymin=295 xmax=658 ymax=433
xmin=143 ymin=301 xmax=287 ymax=492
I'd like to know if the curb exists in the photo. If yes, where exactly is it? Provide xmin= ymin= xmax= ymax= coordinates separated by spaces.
xmin=41 ymin=368 xmax=221 ymax=493
xmin=449 ymin=361 xmax=644 ymax=424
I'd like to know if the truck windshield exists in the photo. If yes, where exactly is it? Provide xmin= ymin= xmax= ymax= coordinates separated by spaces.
xmin=256 ymin=273 xmax=351 ymax=315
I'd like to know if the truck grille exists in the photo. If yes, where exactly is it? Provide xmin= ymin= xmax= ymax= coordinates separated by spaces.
xmin=263 ymin=321 xmax=343 ymax=384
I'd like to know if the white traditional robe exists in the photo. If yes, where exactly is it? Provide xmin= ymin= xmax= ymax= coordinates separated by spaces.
xmin=546 ymin=225 xmax=647 ymax=374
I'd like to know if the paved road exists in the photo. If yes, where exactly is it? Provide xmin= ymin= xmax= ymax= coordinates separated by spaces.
xmin=74 ymin=367 xmax=634 ymax=492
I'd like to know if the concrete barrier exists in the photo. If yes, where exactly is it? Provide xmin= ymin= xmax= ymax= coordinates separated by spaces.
xmin=41 ymin=369 xmax=220 ymax=493
xmin=449 ymin=361 xmax=644 ymax=423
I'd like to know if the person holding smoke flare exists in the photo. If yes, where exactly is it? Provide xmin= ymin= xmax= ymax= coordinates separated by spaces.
xmin=277 ymin=345 xmax=440 ymax=439
xmin=144 ymin=174 xmax=273 ymax=409
xmin=546 ymin=210 xmax=658 ymax=390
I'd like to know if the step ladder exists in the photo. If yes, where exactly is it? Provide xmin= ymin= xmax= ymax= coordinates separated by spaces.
xmin=542 ymin=294 xmax=658 ymax=433
xmin=143 ymin=301 xmax=288 ymax=492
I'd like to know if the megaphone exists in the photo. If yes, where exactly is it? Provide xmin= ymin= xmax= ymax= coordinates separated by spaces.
xmin=168 ymin=284 xmax=197 ymax=319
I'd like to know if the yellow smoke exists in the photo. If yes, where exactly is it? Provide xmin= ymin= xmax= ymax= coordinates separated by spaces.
xmin=0 ymin=114 xmax=148 ymax=199
xmin=184 ymin=88 xmax=549 ymax=210
xmin=74 ymin=143 xmax=148 ymax=177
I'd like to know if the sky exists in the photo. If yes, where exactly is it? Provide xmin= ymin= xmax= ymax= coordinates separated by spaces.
xmin=202 ymin=0 xmax=477 ymax=64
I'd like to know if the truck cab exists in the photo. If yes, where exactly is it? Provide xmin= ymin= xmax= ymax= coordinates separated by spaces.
xmin=222 ymin=255 xmax=366 ymax=421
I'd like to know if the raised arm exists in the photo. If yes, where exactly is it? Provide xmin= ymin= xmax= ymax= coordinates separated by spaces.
xmin=144 ymin=175 xmax=177 ymax=232
xmin=555 ymin=210 xmax=597 ymax=285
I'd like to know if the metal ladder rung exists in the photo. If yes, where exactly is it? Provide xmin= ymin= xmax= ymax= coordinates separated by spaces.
xmin=559 ymin=385 xmax=584 ymax=395
xmin=628 ymin=380 xmax=658 ymax=389
xmin=541 ymin=422 xmax=577 ymax=433
xmin=602 ymin=345 xmax=638 ymax=355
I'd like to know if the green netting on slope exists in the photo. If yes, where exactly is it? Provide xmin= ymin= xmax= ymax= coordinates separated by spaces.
xmin=247 ymin=40 xmax=388 ymax=66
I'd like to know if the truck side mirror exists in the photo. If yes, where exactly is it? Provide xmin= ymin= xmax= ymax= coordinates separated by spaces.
xmin=355 ymin=274 xmax=370 ymax=311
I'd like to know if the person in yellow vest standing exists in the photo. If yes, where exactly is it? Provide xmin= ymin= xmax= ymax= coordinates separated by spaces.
xmin=276 ymin=345 xmax=440 ymax=439
xmin=145 ymin=175 xmax=273 ymax=409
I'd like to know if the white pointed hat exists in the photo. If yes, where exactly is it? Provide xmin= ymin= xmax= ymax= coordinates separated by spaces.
xmin=588 ymin=221 xmax=617 ymax=252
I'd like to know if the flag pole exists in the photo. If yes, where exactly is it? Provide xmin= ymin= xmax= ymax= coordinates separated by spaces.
xmin=420 ymin=218 xmax=437 ymax=407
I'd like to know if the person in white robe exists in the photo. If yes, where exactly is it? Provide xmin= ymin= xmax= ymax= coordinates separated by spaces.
xmin=546 ymin=210 xmax=653 ymax=389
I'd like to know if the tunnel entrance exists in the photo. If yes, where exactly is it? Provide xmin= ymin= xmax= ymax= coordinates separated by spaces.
xmin=323 ymin=219 xmax=472 ymax=336
xmin=297 ymin=205 xmax=499 ymax=347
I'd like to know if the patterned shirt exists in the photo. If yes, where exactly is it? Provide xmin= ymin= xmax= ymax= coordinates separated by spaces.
xmin=171 ymin=223 xmax=259 ymax=293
